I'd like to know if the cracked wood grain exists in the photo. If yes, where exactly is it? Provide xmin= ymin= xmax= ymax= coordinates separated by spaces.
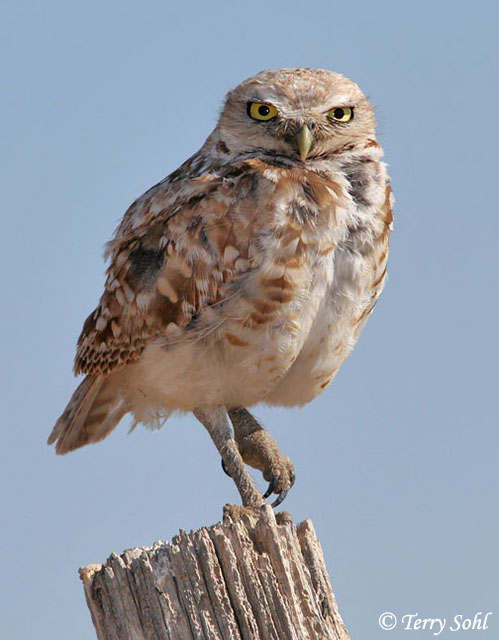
xmin=80 ymin=505 xmax=349 ymax=640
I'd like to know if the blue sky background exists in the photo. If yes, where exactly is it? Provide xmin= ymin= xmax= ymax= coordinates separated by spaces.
xmin=1 ymin=1 xmax=498 ymax=638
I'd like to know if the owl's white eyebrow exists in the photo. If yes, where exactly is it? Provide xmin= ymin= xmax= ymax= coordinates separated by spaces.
xmin=327 ymin=93 xmax=350 ymax=104
xmin=324 ymin=104 xmax=354 ymax=111
xmin=247 ymin=97 xmax=276 ymax=105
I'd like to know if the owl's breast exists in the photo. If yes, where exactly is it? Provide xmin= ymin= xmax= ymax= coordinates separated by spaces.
xmin=263 ymin=248 xmax=375 ymax=407
xmin=121 ymin=157 xmax=391 ymax=418
xmin=124 ymin=203 xmax=336 ymax=414
xmin=265 ymin=184 xmax=393 ymax=407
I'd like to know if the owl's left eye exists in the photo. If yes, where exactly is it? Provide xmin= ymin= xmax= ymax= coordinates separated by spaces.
xmin=247 ymin=102 xmax=278 ymax=121
xmin=327 ymin=107 xmax=353 ymax=122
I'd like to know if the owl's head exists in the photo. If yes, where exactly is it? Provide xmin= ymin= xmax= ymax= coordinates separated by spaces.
xmin=217 ymin=68 xmax=376 ymax=162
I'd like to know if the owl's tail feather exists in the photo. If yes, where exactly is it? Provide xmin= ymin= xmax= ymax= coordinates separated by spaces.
xmin=48 ymin=374 xmax=128 ymax=454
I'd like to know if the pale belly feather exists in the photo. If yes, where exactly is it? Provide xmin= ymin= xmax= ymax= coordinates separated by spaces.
xmin=266 ymin=247 xmax=377 ymax=406
xmin=123 ymin=245 xmax=376 ymax=422
xmin=124 ymin=272 xmax=327 ymax=417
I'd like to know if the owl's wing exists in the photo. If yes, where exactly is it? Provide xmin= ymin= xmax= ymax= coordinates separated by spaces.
xmin=75 ymin=165 xmax=259 ymax=376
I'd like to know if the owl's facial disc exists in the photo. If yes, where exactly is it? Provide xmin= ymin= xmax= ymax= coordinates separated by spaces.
xmin=246 ymin=102 xmax=318 ymax=161
xmin=218 ymin=68 xmax=375 ymax=161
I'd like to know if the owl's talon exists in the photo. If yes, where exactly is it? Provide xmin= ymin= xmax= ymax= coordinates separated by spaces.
xmin=263 ymin=476 xmax=278 ymax=499
xmin=270 ymin=471 xmax=295 ymax=506
xmin=221 ymin=458 xmax=231 ymax=477
xmin=228 ymin=407 xmax=296 ymax=505
xmin=271 ymin=490 xmax=288 ymax=508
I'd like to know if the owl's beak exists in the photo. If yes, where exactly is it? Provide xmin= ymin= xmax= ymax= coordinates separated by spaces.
xmin=297 ymin=125 xmax=314 ymax=162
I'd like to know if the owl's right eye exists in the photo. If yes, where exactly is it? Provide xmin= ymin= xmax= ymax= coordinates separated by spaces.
xmin=247 ymin=102 xmax=278 ymax=121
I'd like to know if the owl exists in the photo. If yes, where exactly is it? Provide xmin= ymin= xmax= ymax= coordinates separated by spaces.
xmin=48 ymin=68 xmax=393 ymax=511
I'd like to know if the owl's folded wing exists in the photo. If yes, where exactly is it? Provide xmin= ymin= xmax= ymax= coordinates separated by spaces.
xmin=74 ymin=167 xmax=258 ymax=376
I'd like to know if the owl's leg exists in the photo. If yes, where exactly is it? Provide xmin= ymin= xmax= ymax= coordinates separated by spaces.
xmin=193 ymin=406 xmax=264 ymax=508
xmin=228 ymin=408 xmax=295 ymax=507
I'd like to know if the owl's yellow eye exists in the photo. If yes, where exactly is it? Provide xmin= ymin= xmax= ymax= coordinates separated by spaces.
xmin=247 ymin=102 xmax=278 ymax=121
xmin=327 ymin=107 xmax=353 ymax=122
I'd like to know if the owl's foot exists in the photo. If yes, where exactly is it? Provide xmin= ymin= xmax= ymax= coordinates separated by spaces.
xmin=223 ymin=503 xmax=293 ymax=525
xmin=222 ymin=503 xmax=263 ymax=522
xmin=228 ymin=408 xmax=295 ymax=507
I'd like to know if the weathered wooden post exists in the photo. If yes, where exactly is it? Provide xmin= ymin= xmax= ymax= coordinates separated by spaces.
xmin=79 ymin=505 xmax=349 ymax=640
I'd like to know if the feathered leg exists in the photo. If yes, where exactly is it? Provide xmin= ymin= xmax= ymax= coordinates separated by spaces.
xmin=193 ymin=406 xmax=263 ymax=509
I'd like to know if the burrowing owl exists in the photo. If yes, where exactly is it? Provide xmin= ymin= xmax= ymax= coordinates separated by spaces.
xmin=49 ymin=68 xmax=393 ymax=510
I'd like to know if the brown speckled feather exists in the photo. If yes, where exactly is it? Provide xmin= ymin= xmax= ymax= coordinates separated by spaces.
xmin=75 ymin=164 xmax=257 ymax=375
xmin=74 ymin=154 xmax=353 ymax=377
